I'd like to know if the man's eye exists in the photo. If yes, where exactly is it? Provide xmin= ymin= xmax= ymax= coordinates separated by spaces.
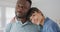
xmin=21 ymin=6 xmax=24 ymax=8
xmin=18 ymin=5 xmax=20 ymax=7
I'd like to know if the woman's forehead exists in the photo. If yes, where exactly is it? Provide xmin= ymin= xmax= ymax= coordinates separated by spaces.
xmin=32 ymin=11 xmax=41 ymax=14
xmin=31 ymin=12 xmax=38 ymax=16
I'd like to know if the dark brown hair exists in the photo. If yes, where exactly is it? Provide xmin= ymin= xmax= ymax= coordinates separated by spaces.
xmin=27 ymin=7 xmax=44 ymax=20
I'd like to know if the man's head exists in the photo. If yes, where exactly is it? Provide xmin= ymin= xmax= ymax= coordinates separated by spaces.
xmin=15 ymin=0 xmax=32 ymax=18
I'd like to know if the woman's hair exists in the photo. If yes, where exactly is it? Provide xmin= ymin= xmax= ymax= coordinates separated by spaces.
xmin=27 ymin=7 xmax=44 ymax=20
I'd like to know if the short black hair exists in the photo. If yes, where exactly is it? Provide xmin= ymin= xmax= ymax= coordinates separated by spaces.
xmin=26 ymin=0 xmax=32 ymax=5
xmin=17 ymin=0 xmax=32 ymax=6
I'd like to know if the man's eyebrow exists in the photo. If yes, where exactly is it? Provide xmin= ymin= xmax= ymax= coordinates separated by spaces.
xmin=18 ymin=4 xmax=24 ymax=6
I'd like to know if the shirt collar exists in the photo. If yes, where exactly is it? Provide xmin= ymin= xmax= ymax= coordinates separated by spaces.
xmin=44 ymin=17 xmax=49 ymax=25
xmin=15 ymin=18 xmax=31 ymax=26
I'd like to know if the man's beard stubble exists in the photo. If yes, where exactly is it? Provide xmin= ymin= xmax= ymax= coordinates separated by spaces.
xmin=15 ymin=12 xmax=27 ymax=19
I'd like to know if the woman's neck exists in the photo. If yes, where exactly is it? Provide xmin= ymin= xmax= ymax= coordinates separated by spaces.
xmin=40 ymin=17 xmax=45 ymax=26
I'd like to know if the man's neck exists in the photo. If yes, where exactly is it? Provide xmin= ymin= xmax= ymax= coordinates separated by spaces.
xmin=16 ymin=17 xmax=27 ymax=24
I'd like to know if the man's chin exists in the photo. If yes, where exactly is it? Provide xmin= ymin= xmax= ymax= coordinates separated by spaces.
xmin=16 ymin=15 xmax=21 ymax=18
xmin=16 ymin=15 xmax=26 ymax=18
xmin=16 ymin=14 xmax=27 ymax=18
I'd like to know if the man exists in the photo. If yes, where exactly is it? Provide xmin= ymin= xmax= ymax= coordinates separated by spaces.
xmin=5 ymin=0 xmax=40 ymax=32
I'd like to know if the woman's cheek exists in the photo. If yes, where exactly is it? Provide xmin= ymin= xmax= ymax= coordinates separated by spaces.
xmin=31 ymin=17 xmax=38 ymax=24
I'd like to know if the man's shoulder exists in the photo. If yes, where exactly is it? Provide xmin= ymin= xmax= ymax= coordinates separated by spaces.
xmin=6 ymin=20 xmax=16 ymax=26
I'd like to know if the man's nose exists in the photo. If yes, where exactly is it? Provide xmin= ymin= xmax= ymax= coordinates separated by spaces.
xmin=18 ymin=7 xmax=23 ymax=11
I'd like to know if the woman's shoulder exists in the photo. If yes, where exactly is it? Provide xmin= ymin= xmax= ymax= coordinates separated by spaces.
xmin=44 ymin=17 xmax=58 ymax=27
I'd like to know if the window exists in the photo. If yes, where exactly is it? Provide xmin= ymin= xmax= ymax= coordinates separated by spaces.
xmin=6 ymin=7 xmax=15 ymax=24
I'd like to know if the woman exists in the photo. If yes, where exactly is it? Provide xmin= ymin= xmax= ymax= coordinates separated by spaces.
xmin=27 ymin=7 xmax=60 ymax=32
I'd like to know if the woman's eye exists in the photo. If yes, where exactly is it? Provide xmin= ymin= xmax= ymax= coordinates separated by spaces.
xmin=33 ymin=15 xmax=35 ymax=16
xmin=30 ymin=19 xmax=32 ymax=21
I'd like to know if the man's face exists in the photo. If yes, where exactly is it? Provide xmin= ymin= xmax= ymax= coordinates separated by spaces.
xmin=15 ymin=0 xmax=31 ymax=18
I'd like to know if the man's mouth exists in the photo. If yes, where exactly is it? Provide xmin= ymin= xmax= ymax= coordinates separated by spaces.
xmin=17 ymin=11 xmax=22 ymax=13
xmin=17 ymin=11 xmax=23 ymax=14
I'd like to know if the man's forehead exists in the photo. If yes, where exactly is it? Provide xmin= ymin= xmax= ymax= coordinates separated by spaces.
xmin=17 ymin=0 xmax=27 ymax=5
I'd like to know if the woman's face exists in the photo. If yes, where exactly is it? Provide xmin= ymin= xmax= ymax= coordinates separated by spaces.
xmin=30 ymin=11 xmax=43 ymax=25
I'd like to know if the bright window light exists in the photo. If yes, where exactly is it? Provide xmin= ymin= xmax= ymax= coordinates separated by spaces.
xmin=6 ymin=7 xmax=15 ymax=24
